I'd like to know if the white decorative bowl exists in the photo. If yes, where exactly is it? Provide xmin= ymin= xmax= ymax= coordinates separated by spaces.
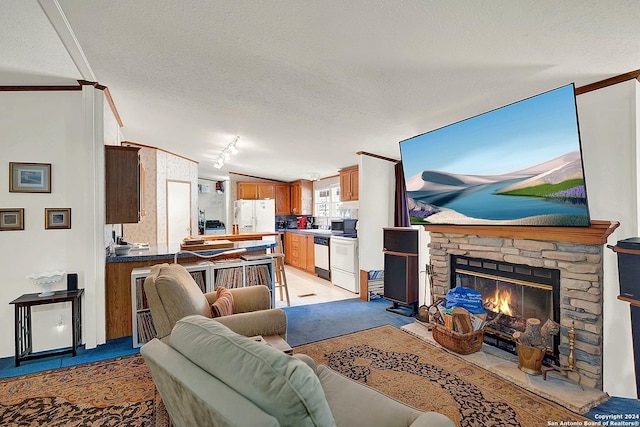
xmin=114 ymin=244 xmax=132 ymax=256
xmin=27 ymin=271 xmax=66 ymax=297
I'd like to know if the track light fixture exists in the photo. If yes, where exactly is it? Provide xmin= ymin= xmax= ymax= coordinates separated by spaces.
xmin=213 ymin=136 xmax=240 ymax=169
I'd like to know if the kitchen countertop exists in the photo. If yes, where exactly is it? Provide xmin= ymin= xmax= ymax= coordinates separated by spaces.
xmin=278 ymin=228 xmax=339 ymax=237
xmin=187 ymin=232 xmax=279 ymax=241
xmin=105 ymin=239 xmax=276 ymax=263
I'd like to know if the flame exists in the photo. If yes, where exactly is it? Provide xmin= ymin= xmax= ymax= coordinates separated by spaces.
xmin=484 ymin=288 xmax=513 ymax=316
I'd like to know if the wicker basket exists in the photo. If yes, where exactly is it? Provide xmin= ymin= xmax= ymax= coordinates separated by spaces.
xmin=431 ymin=322 xmax=484 ymax=355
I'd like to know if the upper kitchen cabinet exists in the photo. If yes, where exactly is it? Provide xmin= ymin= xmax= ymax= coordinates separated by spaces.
xmin=275 ymin=184 xmax=291 ymax=215
xmin=238 ymin=181 xmax=291 ymax=214
xmin=339 ymin=166 xmax=359 ymax=201
xmin=237 ymin=182 xmax=275 ymax=200
xmin=105 ymin=145 xmax=140 ymax=224
xmin=290 ymin=180 xmax=313 ymax=215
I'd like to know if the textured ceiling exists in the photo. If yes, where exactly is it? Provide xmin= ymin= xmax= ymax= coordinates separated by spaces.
xmin=4 ymin=1 xmax=640 ymax=181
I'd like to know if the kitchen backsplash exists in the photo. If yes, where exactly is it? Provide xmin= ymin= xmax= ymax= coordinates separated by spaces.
xmin=276 ymin=211 xmax=358 ymax=230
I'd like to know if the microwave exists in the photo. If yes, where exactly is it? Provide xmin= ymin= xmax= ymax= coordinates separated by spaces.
xmin=331 ymin=219 xmax=357 ymax=235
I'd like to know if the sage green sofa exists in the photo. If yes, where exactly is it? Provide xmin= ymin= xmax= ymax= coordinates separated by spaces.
xmin=140 ymin=315 xmax=455 ymax=427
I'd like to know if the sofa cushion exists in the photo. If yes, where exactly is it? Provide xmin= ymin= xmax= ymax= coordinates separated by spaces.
xmin=211 ymin=287 xmax=234 ymax=317
xmin=171 ymin=315 xmax=336 ymax=427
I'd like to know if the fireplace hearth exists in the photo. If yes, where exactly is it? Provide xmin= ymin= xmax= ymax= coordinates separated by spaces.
xmin=451 ymin=255 xmax=560 ymax=363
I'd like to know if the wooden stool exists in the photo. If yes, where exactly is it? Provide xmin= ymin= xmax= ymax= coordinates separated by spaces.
xmin=267 ymin=236 xmax=290 ymax=306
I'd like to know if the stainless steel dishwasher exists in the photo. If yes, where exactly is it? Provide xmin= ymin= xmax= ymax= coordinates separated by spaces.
xmin=314 ymin=235 xmax=330 ymax=280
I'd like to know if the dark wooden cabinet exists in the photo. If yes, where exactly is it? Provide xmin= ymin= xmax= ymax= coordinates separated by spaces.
xmin=105 ymin=146 xmax=140 ymax=224
xmin=383 ymin=228 xmax=418 ymax=307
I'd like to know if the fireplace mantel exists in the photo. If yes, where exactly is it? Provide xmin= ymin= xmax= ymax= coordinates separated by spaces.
xmin=423 ymin=220 xmax=619 ymax=245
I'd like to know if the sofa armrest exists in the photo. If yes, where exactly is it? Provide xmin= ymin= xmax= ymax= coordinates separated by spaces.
xmin=229 ymin=285 xmax=272 ymax=312
xmin=213 ymin=308 xmax=287 ymax=340
xmin=316 ymin=364 xmax=455 ymax=427
xmin=206 ymin=285 xmax=272 ymax=312
xmin=293 ymin=354 xmax=319 ymax=374
xmin=409 ymin=412 xmax=456 ymax=427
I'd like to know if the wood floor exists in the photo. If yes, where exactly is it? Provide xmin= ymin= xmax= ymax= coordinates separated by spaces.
xmin=274 ymin=265 xmax=357 ymax=308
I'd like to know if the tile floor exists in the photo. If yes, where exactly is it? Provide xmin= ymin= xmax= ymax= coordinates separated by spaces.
xmin=274 ymin=265 xmax=358 ymax=308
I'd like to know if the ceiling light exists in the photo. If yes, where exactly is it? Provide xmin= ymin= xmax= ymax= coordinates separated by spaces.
xmin=213 ymin=136 xmax=240 ymax=169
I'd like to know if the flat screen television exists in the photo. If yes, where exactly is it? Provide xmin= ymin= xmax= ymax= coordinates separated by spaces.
xmin=399 ymin=83 xmax=591 ymax=227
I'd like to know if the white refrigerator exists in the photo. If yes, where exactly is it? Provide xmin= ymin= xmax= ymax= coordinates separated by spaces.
xmin=233 ymin=199 xmax=276 ymax=233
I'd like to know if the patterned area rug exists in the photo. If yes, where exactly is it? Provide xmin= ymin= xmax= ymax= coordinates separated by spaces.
xmin=294 ymin=325 xmax=592 ymax=427
xmin=0 ymin=355 xmax=168 ymax=426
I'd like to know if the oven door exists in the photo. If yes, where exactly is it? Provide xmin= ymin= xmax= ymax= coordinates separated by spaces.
xmin=329 ymin=236 xmax=357 ymax=274
xmin=330 ymin=236 xmax=359 ymax=292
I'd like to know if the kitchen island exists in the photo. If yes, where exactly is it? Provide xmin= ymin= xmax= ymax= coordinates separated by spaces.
xmin=105 ymin=239 xmax=276 ymax=340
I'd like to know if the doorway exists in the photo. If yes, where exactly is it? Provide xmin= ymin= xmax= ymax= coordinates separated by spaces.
xmin=167 ymin=180 xmax=191 ymax=245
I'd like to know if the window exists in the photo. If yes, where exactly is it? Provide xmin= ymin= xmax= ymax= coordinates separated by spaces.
xmin=314 ymin=184 xmax=341 ymax=219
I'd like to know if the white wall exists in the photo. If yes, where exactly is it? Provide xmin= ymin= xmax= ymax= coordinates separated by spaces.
xmin=358 ymin=155 xmax=396 ymax=272
xmin=577 ymin=79 xmax=639 ymax=398
xmin=0 ymin=88 xmax=110 ymax=358
xmin=198 ymin=178 xmax=227 ymax=227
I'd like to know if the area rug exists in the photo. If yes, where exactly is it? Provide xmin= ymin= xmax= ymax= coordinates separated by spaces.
xmin=294 ymin=325 xmax=592 ymax=427
xmin=0 ymin=355 xmax=168 ymax=426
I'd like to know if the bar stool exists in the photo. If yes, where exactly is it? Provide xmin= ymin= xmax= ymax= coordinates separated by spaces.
xmin=268 ymin=235 xmax=290 ymax=306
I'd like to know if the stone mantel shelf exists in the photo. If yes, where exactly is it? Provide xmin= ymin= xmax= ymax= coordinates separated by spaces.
xmin=423 ymin=220 xmax=619 ymax=246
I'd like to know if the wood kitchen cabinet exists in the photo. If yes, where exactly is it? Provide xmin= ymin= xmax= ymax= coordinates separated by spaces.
xmin=237 ymin=182 xmax=275 ymax=200
xmin=339 ymin=166 xmax=359 ymax=201
xmin=284 ymin=232 xmax=304 ymax=269
xmin=283 ymin=232 xmax=315 ymax=273
xmin=237 ymin=181 xmax=291 ymax=214
xmin=290 ymin=180 xmax=313 ymax=215
xmin=305 ymin=234 xmax=315 ymax=272
xmin=105 ymin=145 xmax=141 ymax=224
xmin=275 ymin=184 xmax=291 ymax=215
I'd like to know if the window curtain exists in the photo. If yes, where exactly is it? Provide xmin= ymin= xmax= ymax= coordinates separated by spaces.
xmin=394 ymin=161 xmax=410 ymax=227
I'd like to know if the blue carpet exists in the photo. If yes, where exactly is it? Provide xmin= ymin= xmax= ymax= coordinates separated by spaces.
xmin=0 ymin=336 xmax=139 ymax=378
xmin=283 ymin=297 xmax=415 ymax=347
xmin=586 ymin=395 xmax=640 ymax=420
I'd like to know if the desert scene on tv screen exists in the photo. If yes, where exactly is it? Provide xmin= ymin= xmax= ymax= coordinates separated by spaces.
xmin=400 ymin=84 xmax=591 ymax=227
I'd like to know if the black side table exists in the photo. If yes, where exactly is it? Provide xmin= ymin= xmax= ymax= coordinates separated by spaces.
xmin=9 ymin=289 xmax=84 ymax=367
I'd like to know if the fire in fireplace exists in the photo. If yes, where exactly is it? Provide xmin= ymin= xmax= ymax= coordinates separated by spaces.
xmin=450 ymin=255 xmax=560 ymax=363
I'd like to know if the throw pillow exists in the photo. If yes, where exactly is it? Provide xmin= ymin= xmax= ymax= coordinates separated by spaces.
xmin=171 ymin=315 xmax=336 ymax=427
xmin=211 ymin=287 xmax=234 ymax=317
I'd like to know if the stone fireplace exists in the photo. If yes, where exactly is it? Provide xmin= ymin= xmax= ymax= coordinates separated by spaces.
xmin=425 ymin=221 xmax=618 ymax=390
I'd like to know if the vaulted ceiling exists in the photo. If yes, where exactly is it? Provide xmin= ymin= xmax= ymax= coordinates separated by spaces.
xmin=3 ymin=1 xmax=639 ymax=182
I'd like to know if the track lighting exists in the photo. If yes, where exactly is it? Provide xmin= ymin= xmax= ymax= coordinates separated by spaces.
xmin=213 ymin=136 xmax=240 ymax=169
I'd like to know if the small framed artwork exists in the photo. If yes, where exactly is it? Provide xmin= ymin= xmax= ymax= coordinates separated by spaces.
xmin=45 ymin=208 xmax=71 ymax=230
xmin=9 ymin=162 xmax=52 ymax=193
xmin=0 ymin=208 xmax=25 ymax=231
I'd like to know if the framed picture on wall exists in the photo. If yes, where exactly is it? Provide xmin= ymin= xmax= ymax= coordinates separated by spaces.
xmin=45 ymin=208 xmax=71 ymax=230
xmin=9 ymin=162 xmax=51 ymax=193
xmin=0 ymin=208 xmax=25 ymax=231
